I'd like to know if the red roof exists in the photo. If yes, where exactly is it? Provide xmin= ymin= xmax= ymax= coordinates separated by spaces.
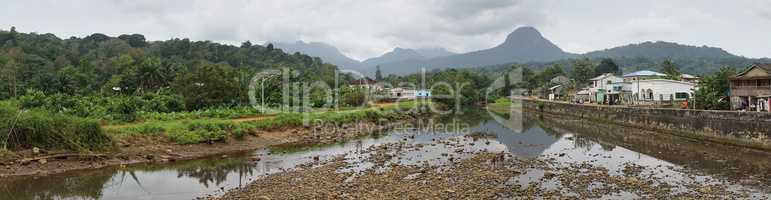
xmin=350 ymin=78 xmax=377 ymax=85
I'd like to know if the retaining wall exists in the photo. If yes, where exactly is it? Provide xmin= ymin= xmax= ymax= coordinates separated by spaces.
xmin=521 ymin=99 xmax=771 ymax=150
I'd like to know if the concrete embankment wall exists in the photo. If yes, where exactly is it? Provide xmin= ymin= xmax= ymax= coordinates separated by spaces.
xmin=521 ymin=99 xmax=771 ymax=150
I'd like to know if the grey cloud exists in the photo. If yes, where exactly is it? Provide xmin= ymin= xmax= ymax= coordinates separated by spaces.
xmin=0 ymin=0 xmax=769 ymax=59
xmin=430 ymin=0 xmax=519 ymax=19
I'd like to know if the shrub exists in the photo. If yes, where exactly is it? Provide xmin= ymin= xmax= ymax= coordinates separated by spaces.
xmin=232 ymin=128 xmax=248 ymax=140
xmin=130 ymin=123 xmax=165 ymax=135
xmin=108 ymin=96 xmax=144 ymax=122
xmin=18 ymin=90 xmax=46 ymax=109
xmin=142 ymin=93 xmax=186 ymax=113
xmin=1 ymin=101 xmax=112 ymax=151
xmin=167 ymin=130 xmax=203 ymax=145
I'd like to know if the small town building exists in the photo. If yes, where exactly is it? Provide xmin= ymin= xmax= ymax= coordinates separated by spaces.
xmin=415 ymin=89 xmax=431 ymax=98
xmin=350 ymin=78 xmax=383 ymax=91
xmin=622 ymin=70 xmax=695 ymax=102
xmin=550 ymin=75 xmax=571 ymax=86
xmin=386 ymin=87 xmax=430 ymax=100
xmin=548 ymin=85 xmax=564 ymax=100
xmin=623 ymin=70 xmax=667 ymax=82
xmin=588 ymin=73 xmax=623 ymax=103
xmin=680 ymin=74 xmax=700 ymax=83
xmin=729 ymin=63 xmax=771 ymax=112
xmin=622 ymin=79 xmax=695 ymax=101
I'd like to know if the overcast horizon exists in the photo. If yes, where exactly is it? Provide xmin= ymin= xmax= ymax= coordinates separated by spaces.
xmin=2 ymin=0 xmax=770 ymax=60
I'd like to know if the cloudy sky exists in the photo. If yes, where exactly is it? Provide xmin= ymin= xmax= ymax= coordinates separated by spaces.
xmin=2 ymin=0 xmax=770 ymax=60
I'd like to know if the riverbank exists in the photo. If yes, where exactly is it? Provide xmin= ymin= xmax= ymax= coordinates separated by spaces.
xmin=4 ymin=107 xmax=769 ymax=199
xmin=521 ymin=98 xmax=771 ymax=151
xmin=0 ymin=104 xmax=426 ymax=178
xmin=212 ymin=133 xmax=763 ymax=199
xmin=533 ymin=111 xmax=771 ymax=189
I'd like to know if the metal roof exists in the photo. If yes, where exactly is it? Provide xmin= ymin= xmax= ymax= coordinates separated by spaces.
xmin=623 ymin=70 xmax=667 ymax=77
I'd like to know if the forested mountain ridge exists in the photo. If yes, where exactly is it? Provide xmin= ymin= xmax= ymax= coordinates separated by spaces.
xmin=585 ymin=41 xmax=738 ymax=60
xmin=0 ymin=27 xmax=341 ymax=107
xmin=375 ymin=26 xmax=574 ymax=74
xmin=362 ymin=47 xmax=426 ymax=67
xmin=271 ymin=27 xmax=764 ymax=76
xmin=271 ymin=41 xmax=363 ymax=70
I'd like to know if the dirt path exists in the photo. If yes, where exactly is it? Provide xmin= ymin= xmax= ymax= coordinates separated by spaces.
xmin=232 ymin=114 xmax=278 ymax=122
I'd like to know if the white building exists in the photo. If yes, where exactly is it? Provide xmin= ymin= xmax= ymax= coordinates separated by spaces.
xmin=621 ymin=70 xmax=696 ymax=101
xmin=388 ymin=87 xmax=416 ymax=99
xmin=415 ymin=89 xmax=431 ymax=98
xmin=588 ymin=73 xmax=623 ymax=103
xmin=626 ymin=79 xmax=696 ymax=101
xmin=623 ymin=70 xmax=667 ymax=82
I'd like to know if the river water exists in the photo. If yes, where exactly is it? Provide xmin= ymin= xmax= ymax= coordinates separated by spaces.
xmin=1 ymin=109 xmax=769 ymax=199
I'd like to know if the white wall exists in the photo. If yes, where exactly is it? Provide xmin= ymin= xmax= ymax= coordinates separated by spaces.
xmin=632 ymin=79 xmax=695 ymax=101
xmin=590 ymin=75 xmax=623 ymax=92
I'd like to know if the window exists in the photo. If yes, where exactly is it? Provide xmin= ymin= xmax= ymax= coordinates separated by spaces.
xmin=675 ymin=92 xmax=689 ymax=99
xmin=607 ymin=80 xmax=612 ymax=84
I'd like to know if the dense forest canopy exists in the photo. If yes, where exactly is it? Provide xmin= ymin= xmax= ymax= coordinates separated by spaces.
xmin=0 ymin=27 xmax=343 ymax=106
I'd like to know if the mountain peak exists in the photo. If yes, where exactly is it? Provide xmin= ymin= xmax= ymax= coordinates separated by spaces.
xmin=502 ymin=26 xmax=548 ymax=47
xmin=504 ymin=26 xmax=546 ymax=43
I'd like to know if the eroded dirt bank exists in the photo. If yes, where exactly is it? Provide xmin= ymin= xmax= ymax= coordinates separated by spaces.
xmin=0 ymin=118 xmax=408 ymax=178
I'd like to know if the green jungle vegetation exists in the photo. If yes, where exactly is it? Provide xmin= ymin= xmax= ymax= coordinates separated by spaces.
xmin=0 ymin=27 xmax=388 ymax=151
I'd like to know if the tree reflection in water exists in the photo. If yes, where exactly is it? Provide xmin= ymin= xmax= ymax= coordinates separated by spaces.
xmin=0 ymin=155 xmax=256 ymax=200
xmin=0 ymin=169 xmax=114 ymax=200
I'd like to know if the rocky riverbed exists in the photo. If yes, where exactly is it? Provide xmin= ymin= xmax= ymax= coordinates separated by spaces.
xmin=213 ymin=133 xmax=767 ymax=199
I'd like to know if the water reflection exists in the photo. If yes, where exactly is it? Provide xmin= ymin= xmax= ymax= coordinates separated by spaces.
xmin=1 ymin=109 xmax=769 ymax=199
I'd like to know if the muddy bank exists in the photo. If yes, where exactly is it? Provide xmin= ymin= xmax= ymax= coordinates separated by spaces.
xmin=212 ymin=139 xmax=762 ymax=199
xmin=0 ymin=118 xmax=411 ymax=178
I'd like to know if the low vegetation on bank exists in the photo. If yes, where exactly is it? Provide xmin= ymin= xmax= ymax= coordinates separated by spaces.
xmin=0 ymin=101 xmax=112 ymax=151
xmin=105 ymin=100 xmax=427 ymax=145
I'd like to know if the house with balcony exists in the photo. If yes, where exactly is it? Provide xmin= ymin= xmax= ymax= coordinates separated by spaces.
xmin=729 ymin=63 xmax=771 ymax=112
xmin=588 ymin=73 xmax=623 ymax=104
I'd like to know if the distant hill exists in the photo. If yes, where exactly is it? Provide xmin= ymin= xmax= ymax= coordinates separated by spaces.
xmin=361 ymin=47 xmax=457 ymax=68
xmin=271 ymin=41 xmax=362 ymax=70
xmin=376 ymin=26 xmax=575 ymax=74
xmin=414 ymin=48 xmax=456 ymax=59
xmin=271 ymin=27 xmax=767 ymax=76
xmin=362 ymin=47 xmax=425 ymax=67
xmin=584 ymin=41 xmax=739 ymax=60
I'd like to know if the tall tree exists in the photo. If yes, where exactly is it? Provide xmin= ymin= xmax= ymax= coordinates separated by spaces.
xmin=2 ymin=48 xmax=22 ymax=98
xmin=694 ymin=67 xmax=735 ymax=110
xmin=595 ymin=58 xmax=620 ymax=75
xmin=375 ymin=65 xmax=383 ymax=81
xmin=661 ymin=59 xmax=681 ymax=80
xmin=538 ymin=64 xmax=564 ymax=85
xmin=173 ymin=62 xmax=240 ymax=110
xmin=136 ymin=57 xmax=165 ymax=93
xmin=518 ymin=67 xmax=537 ymax=93
xmin=570 ymin=58 xmax=595 ymax=87
xmin=502 ymin=68 xmax=512 ymax=97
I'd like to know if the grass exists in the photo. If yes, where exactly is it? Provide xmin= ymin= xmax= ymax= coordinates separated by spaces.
xmin=1 ymin=101 xmax=112 ymax=151
xmin=486 ymin=98 xmax=521 ymax=115
xmin=105 ymin=118 xmax=262 ymax=144
xmin=106 ymin=101 xmax=430 ymax=145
